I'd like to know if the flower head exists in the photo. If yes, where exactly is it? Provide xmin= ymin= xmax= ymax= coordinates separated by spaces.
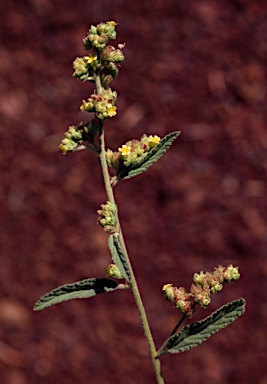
xmin=148 ymin=135 xmax=160 ymax=148
xmin=107 ymin=104 xmax=117 ymax=117
xmin=84 ymin=54 xmax=98 ymax=64
xmin=107 ymin=21 xmax=117 ymax=27
xmin=118 ymin=145 xmax=131 ymax=156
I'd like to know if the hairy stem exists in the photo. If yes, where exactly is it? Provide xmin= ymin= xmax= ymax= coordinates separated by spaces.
xmin=97 ymin=74 xmax=164 ymax=384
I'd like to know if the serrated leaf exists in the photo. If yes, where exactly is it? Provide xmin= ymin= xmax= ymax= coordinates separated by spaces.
xmin=33 ymin=278 xmax=119 ymax=311
xmin=119 ymin=131 xmax=181 ymax=180
xmin=166 ymin=298 xmax=245 ymax=354
xmin=108 ymin=234 xmax=131 ymax=282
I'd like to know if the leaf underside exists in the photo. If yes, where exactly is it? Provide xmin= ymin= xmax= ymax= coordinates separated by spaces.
xmin=166 ymin=298 xmax=246 ymax=354
xmin=108 ymin=234 xmax=131 ymax=282
xmin=119 ymin=131 xmax=181 ymax=180
xmin=33 ymin=278 xmax=118 ymax=311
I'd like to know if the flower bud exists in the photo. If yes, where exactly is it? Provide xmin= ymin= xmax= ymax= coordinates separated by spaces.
xmin=162 ymin=284 xmax=175 ymax=302
xmin=202 ymin=297 xmax=211 ymax=307
xmin=83 ymin=37 xmax=93 ymax=50
xmin=105 ymin=264 xmax=122 ymax=279
xmin=102 ymin=62 xmax=119 ymax=80
xmin=210 ymin=284 xmax=223 ymax=294
xmin=106 ymin=49 xmax=124 ymax=63
xmin=102 ymin=45 xmax=114 ymax=60
xmin=190 ymin=283 xmax=211 ymax=308
xmin=106 ymin=150 xmax=121 ymax=170
xmin=213 ymin=265 xmax=224 ymax=284
xmin=193 ymin=271 xmax=206 ymax=286
xmin=205 ymin=272 xmax=217 ymax=288
xmin=59 ymin=138 xmax=78 ymax=154
xmin=176 ymin=299 xmax=194 ymax=317
xmin=73 ymin=57 xmax=88 ymax=77
xmin=80 ymin=100 xmax=94 ymax=112
xmin=223 ymin=265 xmax=240 ymax=282
xmin=101 ymin=74 xmax=114 ymax=88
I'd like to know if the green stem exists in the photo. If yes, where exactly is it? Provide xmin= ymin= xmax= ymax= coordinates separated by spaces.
xmin=157 ymin=301 xmax=198 ymax=358
xmin=96 ymin=73 xmax=163 ymax=384
xmin=157 ymin=314 xmax=186 ymax=358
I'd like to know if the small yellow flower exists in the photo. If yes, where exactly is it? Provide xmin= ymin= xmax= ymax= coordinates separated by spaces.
xmin=59 ymin=143 xmax=67 ymax=155
xmin=80 ymin=100 xmax=87 ymax=111
xmin=107 ymin=104 xmax=117 ymax=117
xmin=148 ymin=135 xmax=160 ymax=148
xmin=107 ymin=21 xmax=117 ymax=27
xmin=84 ymin=54 xmax=97 ymax=64
xmin=119 ymin=145 xmax=131 ymax=156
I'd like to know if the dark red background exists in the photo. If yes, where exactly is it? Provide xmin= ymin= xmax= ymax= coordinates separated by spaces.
xmin=0 ymin=1 xmax=266 ymax=383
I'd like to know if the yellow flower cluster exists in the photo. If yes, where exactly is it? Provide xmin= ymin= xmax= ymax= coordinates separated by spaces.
xmin=59 ymin=126 xmax=83 ymax=155
xmin=73 ymin=54 xmax=99 ymax=81
xmin=80 ymin=88 xmax=117 ymax=120
xmin=106 ymin=134 xmax=161 ymax=169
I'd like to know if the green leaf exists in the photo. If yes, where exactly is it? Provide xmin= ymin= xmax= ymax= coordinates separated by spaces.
xmin=119 ymin=131 xmax=181 ymax=180
xmin=108 ymin=234 xmax=131 ymax=282
xmin=166 ymin=298 xmax=245 ymax=354
xmin=33 ymin=278 xmax=119 ymax=311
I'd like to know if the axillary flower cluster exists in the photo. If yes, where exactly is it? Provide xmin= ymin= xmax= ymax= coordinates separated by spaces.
xmin=97 ymin=201 xmax=117 ymax=232
xmin=163 ymin=265 xmax=240 ymax=318
xmin=59 ymin=21 xmax=124 ymax=155
xmin=106 ymin=134 xmax=161 ymax=170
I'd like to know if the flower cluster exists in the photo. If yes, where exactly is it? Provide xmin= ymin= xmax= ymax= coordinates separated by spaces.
xmin=102 ymin=45 xmax=124 ymax=63
xmin=59 ymin=125 xmax=83 ymax=155
xmin=80 ymin=88 xmax=117 ymax=120
xmin=60 ymin=21 xmax=124 ymax=156
xmin=59 ymin=120 xmax=99 ymax=155
xmin=163 ymin=265 xmax=240 ymax=317
xmin=106 ymin=134 xmax=161 ymax=170
xmin=97 ymin=201 xmax=117 ymax=232
xmin=73 ymin=54 xmax=100 ymax=81
xmin=73 ymin=21 xmax=124 ymax=87
xmin=163 ymin=284 xmax=194 ymax=318
xmin=83 ymin=21 xmax=117 ymax=50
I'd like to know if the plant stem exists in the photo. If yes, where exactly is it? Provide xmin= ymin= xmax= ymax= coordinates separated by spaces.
xmin=170 ymin=314 xmax=186 ymax=337
xmin=156 ymin=314 xmax=186 ymax=358
xmin=98 ymin=127 xmax=164 ymax=383
xmin=96 ymin=84 xmax=163 ymax=382
xmin=157 ymin=301 xmax=198 ymax=358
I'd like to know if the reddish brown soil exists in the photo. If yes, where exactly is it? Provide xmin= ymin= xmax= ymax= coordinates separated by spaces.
xmin=0 ymin=1 xmax=266 ymax=384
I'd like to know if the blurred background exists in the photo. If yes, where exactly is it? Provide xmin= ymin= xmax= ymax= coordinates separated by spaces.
xmin=0 ymin=1 xmax=266 ymax=383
